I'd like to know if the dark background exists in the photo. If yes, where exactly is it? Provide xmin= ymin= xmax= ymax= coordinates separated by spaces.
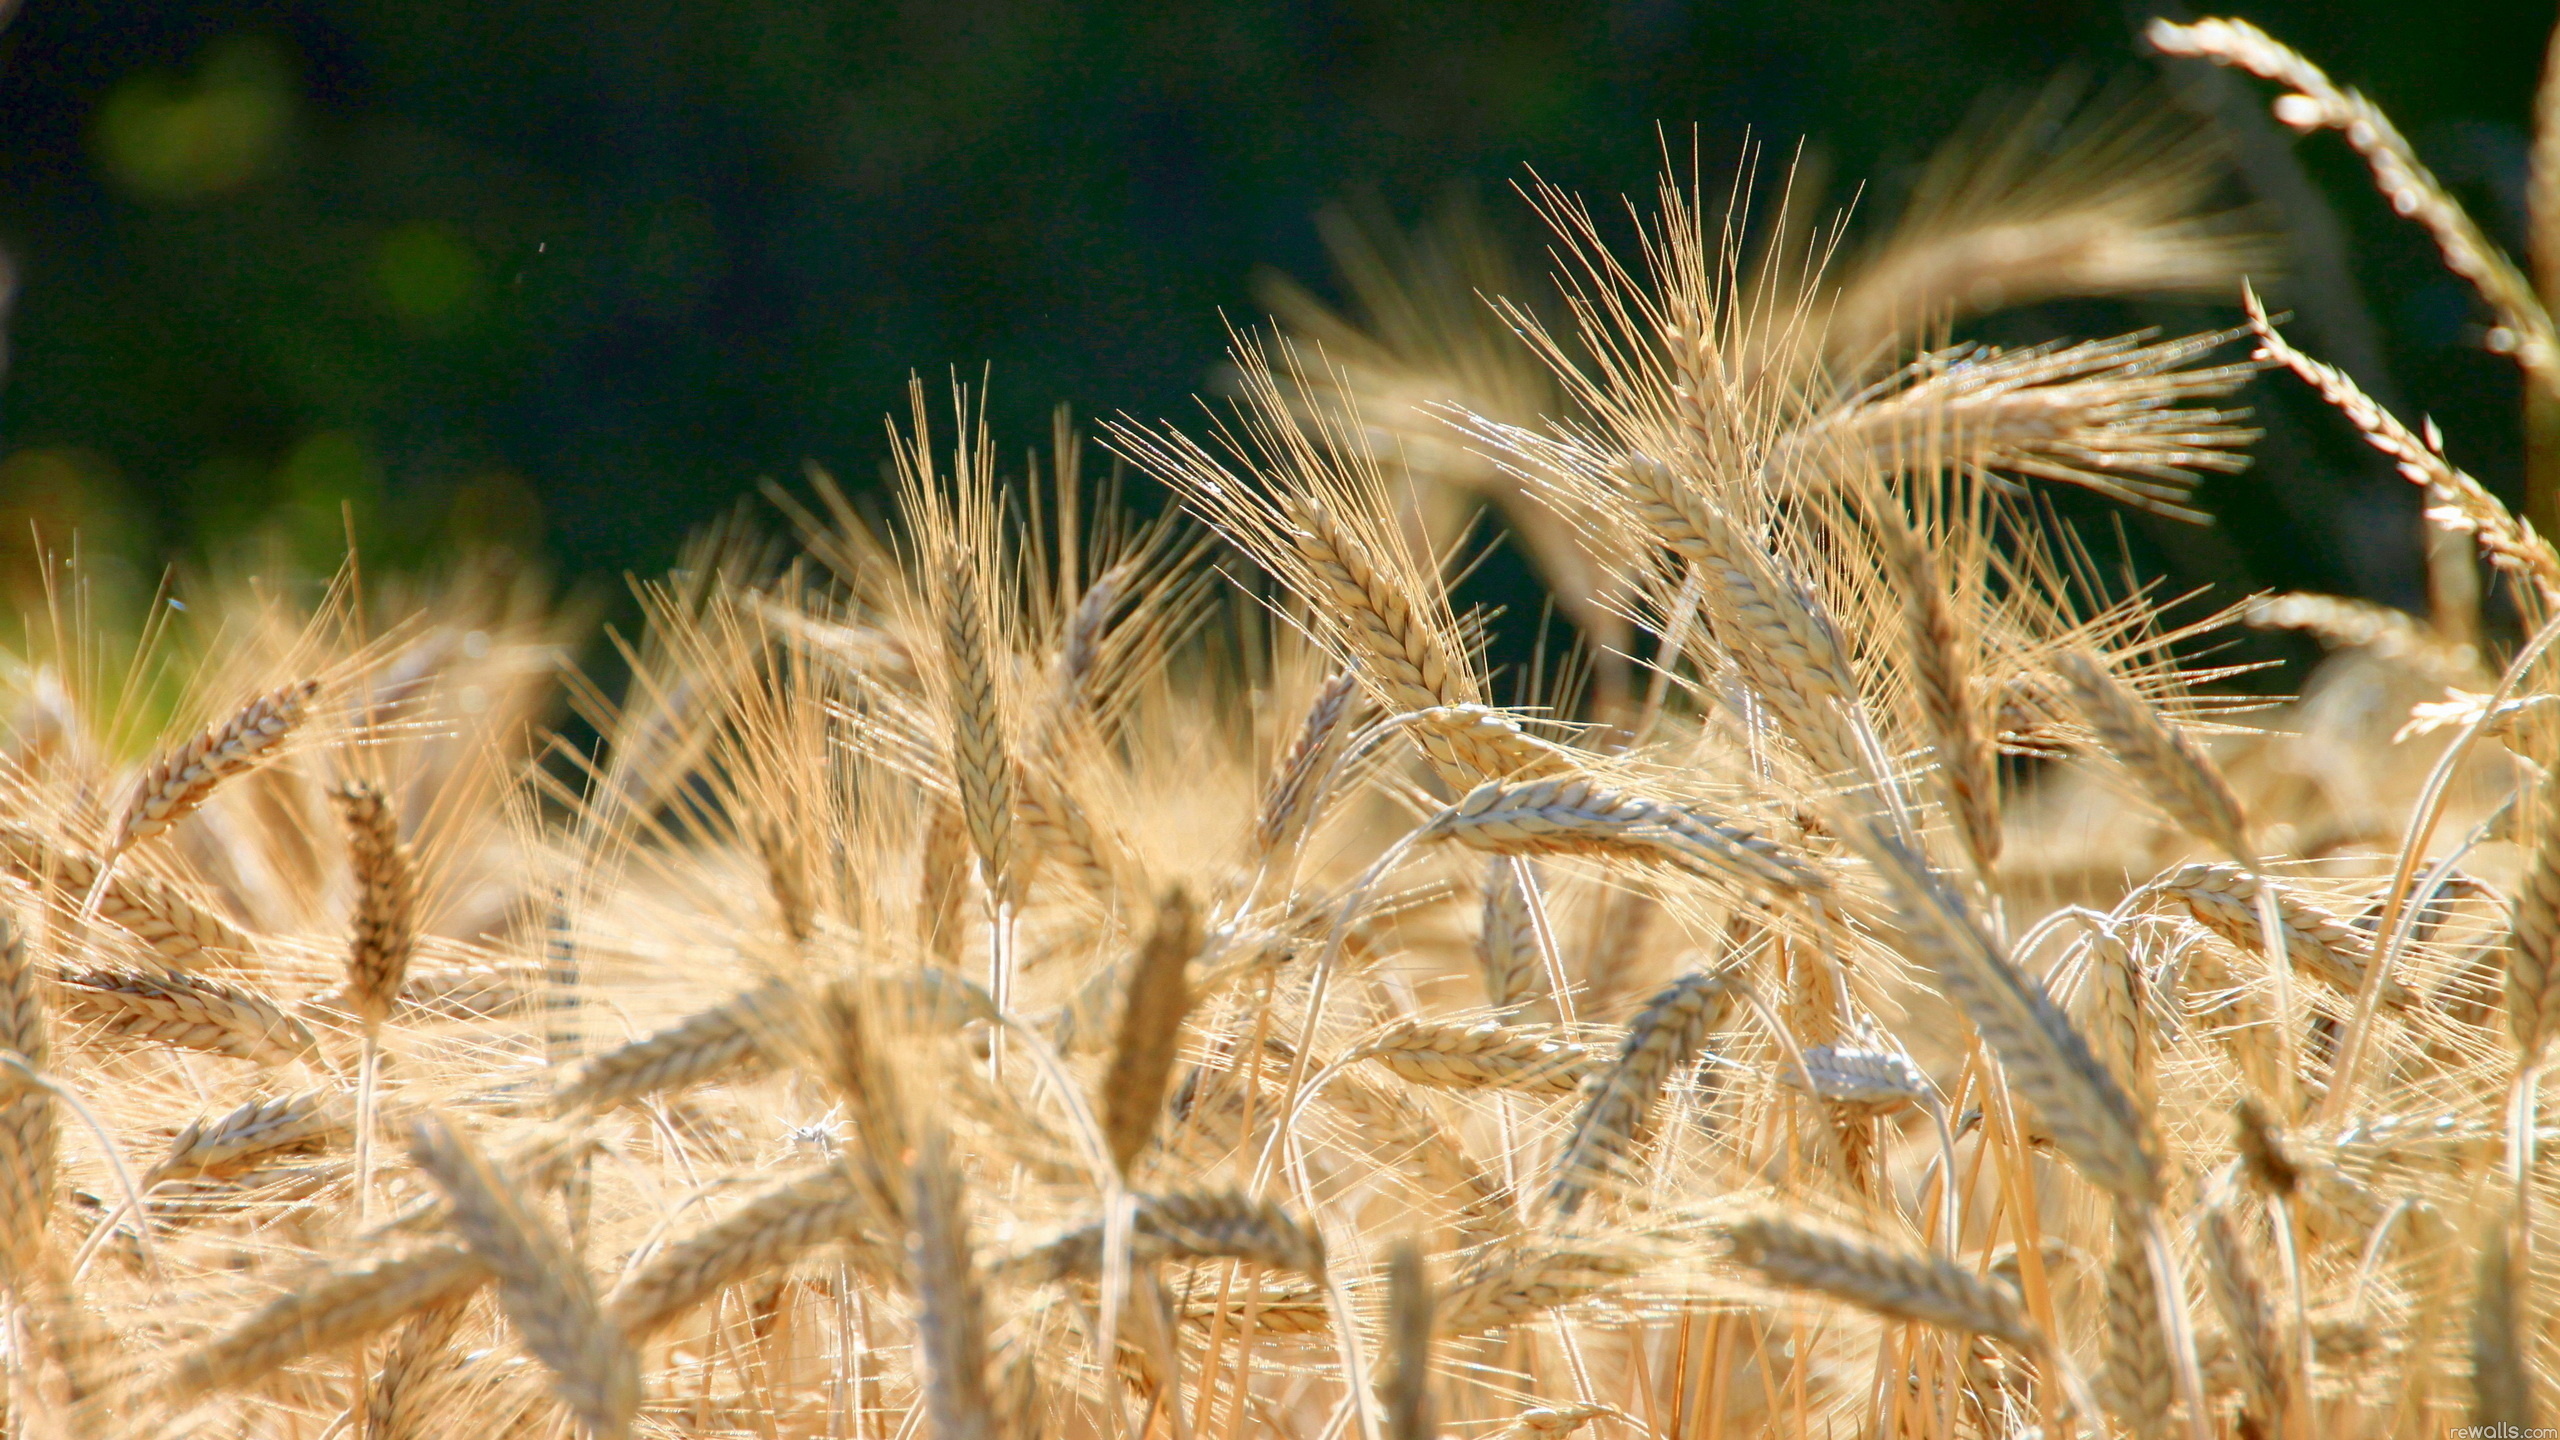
xmin=0 ymin=0 xmax=2550 ymax=651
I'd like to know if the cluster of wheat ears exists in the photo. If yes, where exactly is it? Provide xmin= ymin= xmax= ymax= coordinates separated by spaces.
xmin=1 ymin=15 xmax=2556 ymax=1440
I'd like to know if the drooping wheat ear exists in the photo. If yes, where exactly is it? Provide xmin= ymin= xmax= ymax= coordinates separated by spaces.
xmin=2164 ymin=863 xmax=2414 ymax=1009
xmin=1868 ymin=835 xmax=2163 ymax=1205
xmin=1381 ymin=1237 xmax=1435 ymax=1440
xmin=2243 ymin=591 xmax=2483 ymax=684
xmin=920 ymin=799 xmax=972 ymax=966
xmin=1103 ymin=887 xmax=1196 ymax=1176
xmin=2151 ymin=19 xmax=2560 ymax=395
xmin=0 ymin=824 xmax=252 ymax=965
xmin=2100 ymin=1215 xmax=2173 ymax=1440
xmin=2077 ymin=923 xmax=2157 ymax=1111
xmin=2470 ymin=1212 xmax=2538 ymax=1428
xmin=550 ymin=980 xmax=784 ymax=1116
xmin=2200 ymin=1203 xmax=2283 ymax=1423
xmin=1437 ymin=1241 xmax=1649 ymax=1337
xmin=1179 ymin=1278 xmax=1334 ymax=1335
xmin=1351 ymin=1020 xmax=1594 ymax=1096
xmin=333 ymin=781 xmax=417 ymax=1031
xmin=941 ymin=557 xmax=1022 ymax=913
xmin=2057 ymin=651 xmax=2253 ymax=864
xmin=0 ymin=920 xmax=49 ymax=1278
xmin=754 ymin=823 xmax=815 ymax=946
xmin=146 ymin=1089 xmax=346 ymax=1188
xmin=1547 ymin=967 xmax=1737 ymax=1217
xmin=110 ymin=679 xmax=321 ymax=856
xmin=2510 ymin=764 xmax=2560 ymax=1060
xmin=1865 ymin=493 xmax=1999 ymax=871
xmin=1616 ymin=454 xmax=1869 ymax=781
xmin=606 ymin=1163 xmax=882 ymax=1340
xmin=1254 ymin=670 xmax=1359 ymax=863
xmin=168 ymin=1238 xmax=488 ymax=1399
xmin=57 ymin=967 xmax=321 ymax=1066
xmin=1004 ymin=1190 xmax=1328 ymax=1283
xmin=1013 ymin=768 xmax=1120 ymax=903
xmin=1475 ymin=856 xmax=1556 ymax=1021
xmin=407 ymin=1114 xmax=638 ymax=1440
xmin=1422 ymin=775 xmax=1829 ymax=897
xmin=1724 ymin=1213 xmax=2042 ymax=1351
xmin=2242 ymin=291 xmax=2560 ymax=603
xmin=909 ymin=1127 xmax=994 ymax=1440
xmin=1773 ymin=1045 xmax=1933 ymax=1111
xmin=2232 ymin=1097 xmax=2301 ymax=1199
xmin=364 ymin=1297 xmax=474 ymax=1440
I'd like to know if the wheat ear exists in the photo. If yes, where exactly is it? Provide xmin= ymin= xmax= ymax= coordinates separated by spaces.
xmin=2057 ymin=652 xmax=2252 ymax=864
xmin=1381 ymin=1237 xmax=1434 ymax=1440
xmin=147 ymin=1090 xmax=345 ymax=1187
xmin=909 ymin=1127 xmax=994 ymax=1440
xmin=57 ymin=967 xmax=320 ymax=1067
xmin=110 ymin=679 xmax=320 ymax=856
xmin=2200 ymin=1203 xmax=2283 ymax=1424
xmin=1866 ymin=492 xmax=1999 ymax=872
xmin=1004 ymin=1190 xmax=1326 ymax=1283
xmin=2165 ymin=863 xmax=2412 ymax=1009
xmin=1422 ymin=775 xmax=1828 ymax=896
xmin=334 ymin=782 xmax=417 ymax=1030
xmin=2511 ymin=764 xmax=2560 ymax=1060
xmin=1351 ymin=1020 xmax=1594 ymax=1096
xmin=1547 ymin=967 xmax=1737 ymax=1217
xmin=169 ymin=1239 xmax=488 ymax=1399
xmin=942 ymin=558 xmax=1022 ymax=913
xmin=1254 ymin=670 xmax=1359 ymax=865
xmin=1437 ymin=1242 xmax=1648 ymax=1336
xmin=1475 ymin=856 xmax=1557 ymax=1021
xmin=0 ymin=919 xmax=49 ymax=1278
xmin=550 ymin=980 xmax=784 ymax=1115
xmin=2100 ymin=1217 xmax=2173 ymax=1439
xmin=2470 ymin=1210 xmax=2538 ymax=1428
xmin=606 ymin=1163 xmax=880 ymax=1340
xmin=0 ymin=825 xmax=251 ymax=964
xmin=1869 ymin=834 xmax=2162 ymax=1205
xmin=363 ymin=1297 xmax=474 ymax=1440
xmin=1725 ymin=1213 xmax=2041 ymax=1351
xmin=408 ymin=1114 xmax=638 ymax=1440
xmin=1103 ymin=887 xmax=1197 ymax=1176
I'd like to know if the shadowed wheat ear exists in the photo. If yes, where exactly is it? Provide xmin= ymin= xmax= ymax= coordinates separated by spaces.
xmin=364 ymin=1298 xmax=473 ymax=1440
xmin=2510 ymin=764 xmax=2560 ymax=1060
xmin=110 ymin=679 xmax=321 ymax=856
xmin=550 ymin=980 xmax=784 ymax=1115
xmin=333 ymin=781 xmax=416 ymax=1031
xmin=1352 ymin=1020 xmax=1594 ymax=1096
xmin=1547 ymin=966 xmax=1738 ymax=1217
xmin=1865 ymin=491 xmax=1999 ymax=873
xmin=2057 ymin=651 xmax=2252 ymax=864
xmin=1476 ymin=856 xmax=1556 ymax=1021
xmin=910 ymin=1126 xmax=994 ymax=1440
xmin=1381 ymin=1237 xmax=1435 ymax=1440
xmin=1103 ymin=887 xmax=1196 ymax=1176
xmin=0 ymin=919 xmax=49 ymax=1279
xmin=58 ymin=967 xmax=321 ymax=1067
xmin=2165 ymin=864 xmax=2413 ymax=1009
xmin=941 ymin=557 xmax=1022 ymax=913
xmin=2470 ymin=1210 xmax=2537 ymax=1429
xmin=0 ymin=824 xmax=252 ymax=965
xmin=1421 ymin=774 xmax=1828 ymax=897
xmin=606 ymin=1163 xmax=885 ymax=1339
xmin=1438 ymin=1241 xmax=1650 ymax=1336
xmin=1869 ymin=834 xmax=2163 ymax=1205
xmin=1254 ymin=670 xmax=1359 ymax=867
xmin=1724 ymin=1213 xmax=2041 ymax=1351
xmin=2200 ymin=1203 xmax=2283 ymax=1424
xmin=2101 ymin=1216 xmax=2173 ymax=1439
xmin=1001 ymin=1190 xmax=1326 ymax=1282
xmin=168 ymin=1238 xmax=488 ymax=1399
xmin=408 ymin=1114 xmax=639 ymax=1440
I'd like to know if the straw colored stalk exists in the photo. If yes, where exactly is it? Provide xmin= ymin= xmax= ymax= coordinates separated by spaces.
xmin=408 ymin=1114 xmax=638 ymax=1440
xmin=1868 ymin=835 xmax=2163 ymax=1205
xmin=1422 ymin=775 xmax=1828 ymax=897
xmin=58 ymin=967 xmax=321 ymax=1067
xmin=1864 ymin=493 xmax=1999 ymax=872
xmin=1725 ymin=1213 xmax=2041 ymax=1351
xmin=146 ymin=1090 xmax=346 ymax=1188
xmin=0 ymin=920 xmax=49 ymax=1279
xmin=2166 ymin=863 xmax=2414 ymax=1009
xmin=1004 ymin=1190 xmax=1326 ymax=1283
xmin=334 ymin=781 xmax=417 ymax=1031
xmin=606 ymin=1164 xmax=883 ymax=1340
xmin=1547 ymin=967 xmax=1737 ymax=1217
xmin=941 ymin=558 xmax=1023 ymax=913
xmin=2151 ymin=18 xmax=2560 ymax=396
xmin=1351 ymin=1020 xmax=1594 ymax=1096
xmin=110 ymin=679 xmax=321 ymax=856
xmin=1102 ymin=887 xmax=1197 ymax=1175
xmin=0 ymin=825 xmax=252 ymax=966
xmin=550 ymin=981 xmax=785 ymax=1116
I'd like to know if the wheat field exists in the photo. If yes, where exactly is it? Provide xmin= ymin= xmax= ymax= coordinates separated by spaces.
xmin=0 ymin=14 xmax=2548 ymax=1439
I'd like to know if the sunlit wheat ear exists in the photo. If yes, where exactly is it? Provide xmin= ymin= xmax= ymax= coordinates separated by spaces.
xmin=550 ymin=980 xmax=784 ymax=1116
xmin=1014 ymin=766 xmax=1120 ymax=904
xmin=2244 ymin=591 xmax=2483 ymax=683
xmin=2509 ymin=764 xmax=2560 ymax=1060
xmin=2200 ymin=1203 xmax=2282 ymax=1423
xmin=1475 ymin=856 xmax=1556 ymax=1021
xmin=1351 ymin=1020 xmax=1595 ymax=1096
xmin=920 ymin=799 xmax=972 ymax=966
xmin=1381 ymin=1238 xmax=1434 ymax=1440
xmin=58 ymin=967 xmax=321 ymax=1067
xmin=2101 ymin=1217 xmax=2174 ymax=1440
xmin=2469 ymin=1211 xmax=2537 ymax=1429
xmin=606 ymin=1163 xmax=885 ymax=1340
xmin=1254 ymin=670 xmax=1359 ymax=866
xmin=1438 ymin=1241 xmax=1651 ymax=1337
xmin=0 ymin=920 xmax=49 ymax=1279
xmin=941 ymin=558 xmax=1022 ymax=913
xmin=909 ymin=1127 xmax=994 ymax=1440
xmin=1421 ymin=775 xmax=1829 ymax=897
xmin=169 ymin=1239 xmax=488 ymax=1399
xmin=1868 ymin=834 xmax=2163 ymax=1205
xmin=2076 ymin=923 xmax=2157 ymax=1110
xmin=2057 ymin=651 xmax=2253 ymax=864
xmin=1179 ymin=1278 xmax=1334 ymax=1336
xmin=1546 ymin=966 xmax=1738 ymax=1218
xmin=407 ymin=1114 xmax=638 ymax=1440
xmin=1003 ymin=1191 xmax=1327 ymax=1283
xmin=365 ymin=1298 xmax=472 ymax=1440
xmin=2242 ymin=292 xmax=2560 ymax=603
xmin=2165 ymin=863 xmax=2413 ymax=1009
xmin=2153 ymin=19 xmax=2560 ymax=391
xmin=1725 ymin=1213 xmax=2042 ymax=1351
xmin=146 ymin=1089 xmax=345 ymax=1188
xmin=333 ymin=781 xmax=416 ymax=1031
xmin=110 ymin=679 xmax=321 ymax=857
xmin=0 ymin=825 xmax=252 ymax=965
xmin=1773 ymin=1045 xmax=1932 ymax=1111
xmin=1864 ymin=494 xmax=1999 ymax=871
xmin=1103 ymin=887 xmax=1197 ymax=1176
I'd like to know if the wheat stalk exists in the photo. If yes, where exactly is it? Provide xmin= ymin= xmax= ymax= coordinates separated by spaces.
xmin=170 ymin=1239 xmax=489 ymax=1398
xmin=110 ymin=680 xmax=321 ymax=856
xmin=2512 ymin=764 xmax=2560 ymax=1060
xmin=2200 ymin=1203 xmax=2283 ymax=1424
xmin=2057 ymin=651 xmax=2253 ymax=864
xmin=1381 ymin=1237 xmax=1434 ymax=1440
xmin=942 ymin=558 xmax=1022 ymax=913
xmin=1438 ymin=1241 xmax=1649 ymax=1337
xmin=1254 ymin=670 xmax=1360 ymax=864
xmin=1865 ymin=491 xmax=2000 ymax=872
xmin=2100 ymin=1216 xmax=2173 ymax=1439
xmin=0 ymin=919 xmax=50 ymax=1279
xmin=364 ymin=1298 xmax=474 ymax=1440
xmin=1004 ymin=1190 xmax=1327 ymax=1283
xmin=909 ymin=1127 xmax=994 ymax=1440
